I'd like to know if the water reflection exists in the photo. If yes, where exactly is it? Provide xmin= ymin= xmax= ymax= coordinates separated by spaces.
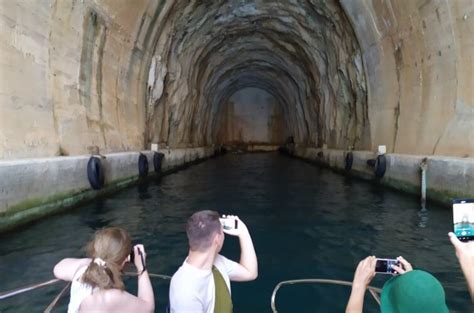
xmin=137 ymin=181 xmax=151 ymax=200
xmin=418 ymin=206 xmax=430 ymax=228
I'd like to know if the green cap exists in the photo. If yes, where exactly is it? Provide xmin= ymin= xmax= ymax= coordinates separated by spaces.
xmin=381 ymin=270 xmax=449 ymax=313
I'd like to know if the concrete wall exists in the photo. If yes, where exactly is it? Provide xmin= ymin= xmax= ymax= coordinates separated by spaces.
xmin=0 ymin=147 xmax=215 ymax=232
xmin=293 ymin=147 xmax=474 ymax=205
xmin=215 ymin=88 xmax=287 ymax=145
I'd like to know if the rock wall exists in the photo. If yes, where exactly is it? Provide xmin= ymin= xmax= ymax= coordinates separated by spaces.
xmin=0 ymin=0 xmax=472 ymax=159
xmin=146 ymin=0 xmax=368 ymax=150
xmin=0 ymin=0 xmax=163 ymax=159
xmin=215 ymin=88 xmax=287 ymax=145
xmin=341 ymin=0 xmax=474 ymax=157
xmin=0 ymin=0 xmax=473 ymax=230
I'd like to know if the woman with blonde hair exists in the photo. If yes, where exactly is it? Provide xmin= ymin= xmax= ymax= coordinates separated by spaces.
xmin=53 ymin=227 xmax=154 ymax=313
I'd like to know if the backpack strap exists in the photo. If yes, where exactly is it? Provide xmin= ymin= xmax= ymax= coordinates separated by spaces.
xmin=212 ymin=266 xmax=233 ymax=313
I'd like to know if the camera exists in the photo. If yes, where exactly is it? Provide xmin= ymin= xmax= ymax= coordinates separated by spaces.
xmin=375 ymin=258 xmax=399 ymax=274
xmin=220 ymin=217 xmax=238 ymax=230
xmin=129 ymin=248 xmax=135 ymax=264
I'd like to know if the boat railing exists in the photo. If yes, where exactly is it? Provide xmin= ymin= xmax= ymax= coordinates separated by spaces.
xmin=0 ymin=272 xmax=172 ymax=312
xmin=1 ymin=275 xmax=382 ymax=312
xmin=271 ymin=278 xmax=382 ymax=313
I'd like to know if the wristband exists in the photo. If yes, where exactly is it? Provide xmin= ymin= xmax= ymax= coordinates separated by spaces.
xmin=138 ymin=249 xmax=147 ymax=275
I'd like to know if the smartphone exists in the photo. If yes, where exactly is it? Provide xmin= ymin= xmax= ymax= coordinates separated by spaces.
xmin=220 ymin=218 xmax=238 ymax=230
xmin=375 ymin=258 xmax=399 ymax=274
xmin=453 ymin=199 xmax=474 ymax=242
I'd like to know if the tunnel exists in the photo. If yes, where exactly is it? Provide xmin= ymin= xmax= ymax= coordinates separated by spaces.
xmin=143 ymin=0 xmax=368 ymax=150
xmin=2 ymin=0 xmax=473 ymax=219
xmin=1 ymin=1 xmax=474 ymax=312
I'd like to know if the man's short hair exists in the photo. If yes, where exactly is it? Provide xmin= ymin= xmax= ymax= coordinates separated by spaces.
xmin=186 ymin=210 xmax=221 ymax=251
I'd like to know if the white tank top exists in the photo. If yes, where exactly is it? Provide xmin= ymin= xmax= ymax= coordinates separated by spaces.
xmin=67 ymin=266 xmax=95 ymax=313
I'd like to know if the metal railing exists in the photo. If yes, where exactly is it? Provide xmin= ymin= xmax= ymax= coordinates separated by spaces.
xmin=0 ymin=272 xmax=171 ymax=312
xmin=0 ymin=279 xmax=61 ymax=300
xmin=2 ymin=274 xmax=383 ymax=312
xmin=271 ymin=278 xmax=382 ymax=313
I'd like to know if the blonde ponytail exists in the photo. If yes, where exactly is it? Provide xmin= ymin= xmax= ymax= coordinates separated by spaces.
xmin=81 ymin=227 xmax=131 ymax=290
xmin=82 ymin=260 xmax=124 ymax=289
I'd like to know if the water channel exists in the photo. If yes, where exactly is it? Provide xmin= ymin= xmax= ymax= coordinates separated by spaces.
xmin=0 ymin=153 xmax=471 ymax=312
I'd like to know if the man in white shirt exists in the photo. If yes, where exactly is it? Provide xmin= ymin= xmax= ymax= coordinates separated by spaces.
xmin=169 ymin=210 xmax=258 ymax=313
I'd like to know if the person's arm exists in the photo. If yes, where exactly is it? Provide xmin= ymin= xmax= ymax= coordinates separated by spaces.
xmin=134 ymin=244 xmax=155 ymax=312
xmin=112 ymin=244 xmax=155 ymax=313
xmin=222 ymin=215 xmax=258 ymax=281
xmin=449 ymin=232 xmax=474 ymax=301
xmin=346 ymin=256 xmax=376 ymax=313
xmin=53 ymin=258 xmax=91 ymax=281
xmin=346 ymin=255 xmax=412 ymax=313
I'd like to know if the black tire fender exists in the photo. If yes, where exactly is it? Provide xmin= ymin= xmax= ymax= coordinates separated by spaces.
xmin=153 ymin=152 xmax=165 ymax=173
xmin=345 ymin=152 xmax=353 ymax=171
xmin=87 ymin=156 xmax=105 ymax=190
xmin=374 ymin=154 xmax=387 ymax=178
xmin=138 ymin=153 xmax=149 ymax=177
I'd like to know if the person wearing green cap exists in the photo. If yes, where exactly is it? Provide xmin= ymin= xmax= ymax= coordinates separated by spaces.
xmin=345 ymin=256 xmax=450 ymax=313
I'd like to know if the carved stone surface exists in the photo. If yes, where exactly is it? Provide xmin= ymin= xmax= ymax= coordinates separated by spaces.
xmin=0 ymin=0 xmax=472 ymax=159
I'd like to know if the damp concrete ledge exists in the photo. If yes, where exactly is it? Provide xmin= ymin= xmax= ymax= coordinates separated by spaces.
xmin=291 ymin=147 xmax=474 ymax=207
xmin=0 ymin=147 xmax=216 ymax=233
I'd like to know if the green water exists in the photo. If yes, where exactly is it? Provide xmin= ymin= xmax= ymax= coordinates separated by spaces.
xmin=0 ymin=153 xmax=472 ymax=312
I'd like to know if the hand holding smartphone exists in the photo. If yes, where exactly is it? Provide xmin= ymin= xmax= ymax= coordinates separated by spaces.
xmin=220 ymin=217 xmax=238 ymax=230
xmin=453 ymin=199 xmax=474 ymax=242
xmin=375 ymin=256 xmax=412 ymax=275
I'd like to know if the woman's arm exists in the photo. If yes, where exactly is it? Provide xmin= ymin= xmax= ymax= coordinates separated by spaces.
xmin=346 ymin=255 xmax=413 ymax=313
xmin=103 ymin=245 xmax=155 ymax=313
xmin=346 ymin=256 xmax=376 ymax=313
xmin=134 ymin=245 xmax=155 ymax=312
xmin=53 ymin=258 xmax=91 ymax=281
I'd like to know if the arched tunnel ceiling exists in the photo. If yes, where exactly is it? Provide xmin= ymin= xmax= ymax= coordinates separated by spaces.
xmin=1 ymin=0 xmax=472 ymax=160
xmin=146 ymin=0 xmax=368 ymax=148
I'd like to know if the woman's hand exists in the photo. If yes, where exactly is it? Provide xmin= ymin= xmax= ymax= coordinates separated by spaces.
xmin=392 ymin=256 xmax=413 ymax=275
xmin=352 ymin=256 xmax=376 ymax=289
xmin=133 ymin=244 xmax=147 ymax=273
xmin=132 ymin=244 xmax=154 ymax=312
